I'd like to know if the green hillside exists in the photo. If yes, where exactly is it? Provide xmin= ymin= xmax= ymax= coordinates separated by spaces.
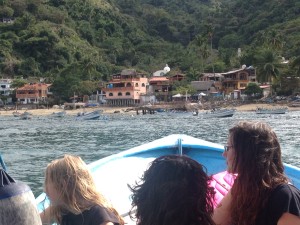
xmin=1 ymin=0 xmax=300 ymax=100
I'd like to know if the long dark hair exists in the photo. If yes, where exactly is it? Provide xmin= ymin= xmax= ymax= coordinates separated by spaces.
xmin=229 ymin=121 xmax=288 ymax=225
xmin=129 ymin=155 xmax=216 ymax=225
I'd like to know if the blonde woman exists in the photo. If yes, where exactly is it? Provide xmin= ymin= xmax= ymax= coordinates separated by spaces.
xmin=40 ymin=154 xmax=124 ymax=225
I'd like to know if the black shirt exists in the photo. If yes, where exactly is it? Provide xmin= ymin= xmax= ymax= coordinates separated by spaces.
xmin=62 ymin=205 xmax=120 ymax=225
xmin=255 ymin=183 xmax=300 ymax=225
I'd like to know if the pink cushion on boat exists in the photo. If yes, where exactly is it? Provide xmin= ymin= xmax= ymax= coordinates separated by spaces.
xmin=208 ymin=171 xmax=236 ymax=208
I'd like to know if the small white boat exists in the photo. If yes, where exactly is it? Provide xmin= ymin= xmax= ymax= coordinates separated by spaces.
xmin=52 ymin=111 xmax=66 ymax=118
xmin=75 ymin=109 xmax=102 ymax=120
xmin=35 ymin=134 xmax=300 ymax=224
xmin=20 ymin=111 xmax=32 ymax=120
xmin=256 ymin=107 xmax=288 ymax=114
xmin=201 ymin=108 xmax=236 ymax=118
xmin=12 ymin=111 xmax=21 ymax=117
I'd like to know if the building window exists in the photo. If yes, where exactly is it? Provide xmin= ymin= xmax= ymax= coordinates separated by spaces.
xmin=125 ymin=92 xmax=130 ymax=96
xmin=109 ymin=93 xmax=113 ymax=96
xmin=239 ymin=72 xmax=247 ymax=80
xmin=126 ymin=83 xmax=131 ymax=87
xmin=118 ymin=92 xmax=122 ymax=96
xmin=135 ymin=83 xmax=138 ymax=87
xmin=141 ymin=83 xmax=145 ymax=87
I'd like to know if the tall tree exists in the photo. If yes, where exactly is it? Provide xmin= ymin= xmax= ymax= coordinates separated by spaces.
xmin=192 ymin=34 xmax=210 ymax=73
xmin=291 ymin=56 xmax=300 ymax=76
xmin=255 ymin=49 xmax=281 ymax=96
xmin=255 ymin=49 xmax=281 ymax=83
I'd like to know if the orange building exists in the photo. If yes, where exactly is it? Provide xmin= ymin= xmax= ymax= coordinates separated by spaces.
xmin=102 ymin=69 xmax=148 ymax=106
xmin=16 ymin=83 xmax=51 ymax=104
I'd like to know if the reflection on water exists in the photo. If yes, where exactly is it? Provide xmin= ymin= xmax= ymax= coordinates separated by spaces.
xmin=0 ymin=111 xmax=300 ymax=196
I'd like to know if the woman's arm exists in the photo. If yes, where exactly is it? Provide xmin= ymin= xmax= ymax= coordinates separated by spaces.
xmin=278 ymin=212 xmax=300 ymax=225
xmin=212 ymin=190 xmax=232 ymax=225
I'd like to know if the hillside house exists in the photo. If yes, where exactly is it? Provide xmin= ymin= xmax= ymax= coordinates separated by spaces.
xmin=0 ymin=79 xmax=13 ymax=103
xmin=102 ymin=69 xmax=148 ymax=106
xmin=147 ymin=73 xmax=186 ymax=102
xmin=221 ymin=66 xmax=256 ymax=97
xmin=16 ymin=83 xmax=51 ymax=104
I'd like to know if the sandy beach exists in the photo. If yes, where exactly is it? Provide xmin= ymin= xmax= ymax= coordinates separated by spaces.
xmin=0 ymin=102 xmax=299 ymax=116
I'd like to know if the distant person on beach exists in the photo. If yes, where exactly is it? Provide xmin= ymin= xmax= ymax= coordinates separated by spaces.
xmin=129 ymin=155 xmax=216 ymax=225
xmin=213 ymin=121 xmax=300 ymax=225
xmin=40 ymin=154 xmax=124 ymax=225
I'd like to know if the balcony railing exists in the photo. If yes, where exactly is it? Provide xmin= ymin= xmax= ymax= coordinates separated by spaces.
xmin=109 ymin=78 xmax=142 ymax=82
xmin=16 ymin=94 xmax=41 ymax=98
xmin=102 ymin=86 xmax=135 ymax=92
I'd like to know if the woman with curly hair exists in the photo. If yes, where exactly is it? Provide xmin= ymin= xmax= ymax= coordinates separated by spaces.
xmin=129 ymin=154 xmax=216 ymax=225
xmin=40 ymin=154 xmax=124 ymax=225
xmin=213 ymin=121 xmax=300 ymax=225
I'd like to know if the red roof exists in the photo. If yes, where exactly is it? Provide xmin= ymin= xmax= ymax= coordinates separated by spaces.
xmin=17 ymin=83 xmax=50 ymax=90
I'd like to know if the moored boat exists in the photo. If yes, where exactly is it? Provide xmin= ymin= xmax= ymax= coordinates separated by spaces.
xmin=20 ymin=111 xmax=32 ymax=120
xmin=256 ymin=107 xmax=288 ymax=114
xmin=75 ymin=109 xmax=102 ymax=120
xmin=201 ymin=108 xmax=236 ymax=118
xmin=12 ymin=111 xmax=21 ymax=117
xmin=36 ymin=134 xmax=300 ymax=223
xmin=51 ymin=110 xmax=66 ymax=118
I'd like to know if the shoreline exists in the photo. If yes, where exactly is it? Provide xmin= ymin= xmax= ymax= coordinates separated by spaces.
xmin=0 ymin=103 xmax=299 ymax=116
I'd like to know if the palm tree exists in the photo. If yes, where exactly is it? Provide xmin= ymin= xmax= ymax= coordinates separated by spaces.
xmin=204 ymin=24 xmax=216 ymax=78
xmin=266 ymin=30 xmax=284 ymax=51
xmin=254 ymin=30 xmax=284 ymax=52
xmin=255 ymin=49 xmax=281 ymax=96
xmin=291 ymin=56 xmax=300 ymax=76
xmin=193 ymin=35 xmax=210 ymax=73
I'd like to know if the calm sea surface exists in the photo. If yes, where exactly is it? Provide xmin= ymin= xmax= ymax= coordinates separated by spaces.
xmin=0 ymin=110 xmax=300 ymax=196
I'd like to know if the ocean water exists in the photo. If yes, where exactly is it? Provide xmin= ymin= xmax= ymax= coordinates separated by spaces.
xmin=0 ymin=110 xmax=300 ymax=196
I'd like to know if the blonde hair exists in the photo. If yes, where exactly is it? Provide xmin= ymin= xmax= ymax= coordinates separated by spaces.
xmin=44 ymin=154 xmax=124 ymax=225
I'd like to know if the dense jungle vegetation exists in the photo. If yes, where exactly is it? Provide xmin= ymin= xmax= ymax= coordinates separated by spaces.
xmin=1 ymin=0 xmax=300 ymax=101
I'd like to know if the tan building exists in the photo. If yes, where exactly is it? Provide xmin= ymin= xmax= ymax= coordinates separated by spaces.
xmin=221 ymin=66 xmax=256 ymax=95
xmin=102 ymin=69 xmax=148 ymax=106
xmin=191 ymin=66 xmax=256 ymax=99
xmin=148 ymin=74 xmax=185 ymax=102
xmin=148 ymin=76 xmax=171 ymax=102
xmin=16 ymin=83 xmax=51 ymax=104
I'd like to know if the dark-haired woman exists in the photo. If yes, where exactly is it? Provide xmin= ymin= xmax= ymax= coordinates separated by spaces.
xmin=213 ymin=121 xmax=300 ymax=225
xmin=129 ymin=154 xmax=216 ymax=225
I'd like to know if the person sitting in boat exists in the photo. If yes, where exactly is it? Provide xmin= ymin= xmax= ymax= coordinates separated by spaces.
xmin=129 ymin=155 xmax=216 ymax=225
xmin=0 ymin=168 xmax=42 ymax=225
xmin=213 ymin=121 xmax=300 ymax=225
xmin=40 ymin=154 xmax=124 ymax=225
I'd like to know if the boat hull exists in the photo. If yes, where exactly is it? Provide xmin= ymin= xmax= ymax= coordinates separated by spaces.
xmin=52 ymin=111 xmax=66 ymax=117
xmin=201 ymin=109 xmax=236 ymax=118
xmin=20 ymin=112 xmax=32 ymax=120
xmin=256 ymin=107 xmax=288 ymax=114
xmin=75 ymin=110 xmax=101 ymax=120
